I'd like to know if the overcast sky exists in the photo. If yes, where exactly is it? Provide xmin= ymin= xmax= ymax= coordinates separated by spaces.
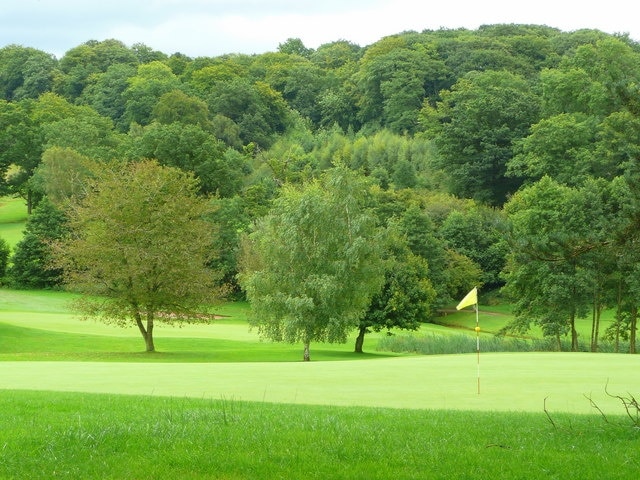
xmin=1 ymin=0 xmax=638 ymax=58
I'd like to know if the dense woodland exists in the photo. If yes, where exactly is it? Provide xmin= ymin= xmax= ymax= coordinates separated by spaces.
xmin=1 ymin=24 xmax=640 ymax=353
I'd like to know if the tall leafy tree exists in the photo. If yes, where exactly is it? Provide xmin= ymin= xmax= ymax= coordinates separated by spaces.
xmin=122 ymin=61 xmax=181 ymax=126
xmin=501 ymin=177 xmax=606 ymax=350
xmin=30 ymin=147 xmax=98 ymax=206
xmin=355 ymin=228 xmax=435 ymax=353
xmin=438 ymin=206 xmax=509 ymax=289
xmin=51 ymin=160 xmax=222 ymax=352
xmin=357 ymin=36 xmax=449 ymax=134
xmin=423 ymin=70 xmax=539 ymax=205
xmin=0 ymin=237 xmax=10 ymax=280
xmin=58 ymin=39 xmax=138 ymax=100
xmin=80 ymin=63 xmax=137 ymax=132
xmin=8 ymin=198 xmax=67 ymax=288
xmin=239 ymin=167 xmax=385 ymax=361
xmin=126 ymin=122 xmax=243 ymax=197
xmin=0 ymin=45 xmax=58 ymax=101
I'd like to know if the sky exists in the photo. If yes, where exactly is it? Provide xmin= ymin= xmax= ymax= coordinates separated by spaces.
xmin=1 ymin=0 xmax=638 ymax=58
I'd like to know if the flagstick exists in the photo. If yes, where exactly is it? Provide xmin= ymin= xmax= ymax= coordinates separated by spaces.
xmin=475 ymin=301 xmax=480 ymax=395
xmin=455 ymin=287 xmax=480 ymax=395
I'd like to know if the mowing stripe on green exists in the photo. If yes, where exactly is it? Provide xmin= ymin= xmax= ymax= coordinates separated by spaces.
xmin=2 ymin=352 xmax=638 ymax=414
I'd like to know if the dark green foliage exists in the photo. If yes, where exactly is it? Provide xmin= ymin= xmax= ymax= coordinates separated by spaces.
xmin=426 ymin=70 xmax=540 ymax=205
xmin=8 ymin=198 xmax=67 ymax=288
xmin=0 ymin=237 xmax=9 ymax=279
xmin=356 ymin=243 xmax=436 ymax=352
xmin=438 ymin=207 xmax=509 ymax=289
xmin=127 ymin=122 xmax=244 ymax=197
xmin=0 ymin=45 xmax=57 ymax=101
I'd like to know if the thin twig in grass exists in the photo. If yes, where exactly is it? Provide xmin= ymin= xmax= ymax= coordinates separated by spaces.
xmin=544 ymin=397 xmax=557 ymax=430
xmin=584 ymin=393 xmax=609 ymax=424
xmin=604 ymin=380 xmax=640 ymax=427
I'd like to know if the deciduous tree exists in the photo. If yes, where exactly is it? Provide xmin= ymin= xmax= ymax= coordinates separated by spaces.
xmin=239 ymin=167 xmax=385 ymax=361
xmin=51 ymin=160 xmax=222 ymax=352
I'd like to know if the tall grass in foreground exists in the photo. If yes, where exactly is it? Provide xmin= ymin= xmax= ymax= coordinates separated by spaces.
xmin=378 ymin=333 xmax=637 ymax=355
xmin=1 ymin=390 xmax=637 ymax=480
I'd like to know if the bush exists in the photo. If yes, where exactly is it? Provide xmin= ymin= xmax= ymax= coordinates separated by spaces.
xmin=376 ymin=333 xmax=634 ymax=355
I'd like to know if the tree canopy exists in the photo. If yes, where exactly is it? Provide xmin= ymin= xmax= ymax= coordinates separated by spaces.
xmin=2 ymin=25 xmax=640 ymax=352
xmin=239 ymin=167 xmax=385 ymax=361
xmin=50 ymin=160 xmax=222 ymax=352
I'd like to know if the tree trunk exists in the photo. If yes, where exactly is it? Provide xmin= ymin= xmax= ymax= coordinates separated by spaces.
xmin=630 ymin=306 xmax=637 ymax=354
xmin=354 ymin=326 xmax=367 ymax=353
xmin=27 ymin=189 xmax=33 ymax=215
xmin=135 ymin=311 xmax=156 ymax=352
xmin=593 ymin=307 xmax=601 ymax=352
xmin=615 ymin=279 xmax=622 ymax=353
xmin=590 ymin=303 xmax=601 ymax=352
xmin=303 ymin=341 xmax=310 ymax=362
xmin=590 ymin=307 xmax=596 ymax=352
xmin=570 ymin=312 xmax=578 ymax=352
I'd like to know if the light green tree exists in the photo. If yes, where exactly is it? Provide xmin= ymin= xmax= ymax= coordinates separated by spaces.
xmin=51 ymin=159 xmax=221 ymax=352
xmin=239 ymin=167 xmax=385 ymax=361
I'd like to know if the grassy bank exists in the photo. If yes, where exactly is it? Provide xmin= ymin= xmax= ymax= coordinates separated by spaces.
xmin=0 ymin=196 xmax=27 ymax=248
xmin=1 ymin=390 xmax=638 ymax=480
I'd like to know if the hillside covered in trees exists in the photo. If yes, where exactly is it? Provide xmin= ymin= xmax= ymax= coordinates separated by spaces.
xmin=2 ymin=24 xmax=640 ymax=353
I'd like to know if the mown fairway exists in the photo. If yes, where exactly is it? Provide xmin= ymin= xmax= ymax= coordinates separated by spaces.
xmin=1 ymin=289 xmax=638 ymax=413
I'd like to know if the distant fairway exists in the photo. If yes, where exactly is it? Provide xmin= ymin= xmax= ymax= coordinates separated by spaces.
xmin=0 ymin=196 xmax=27 ymax=247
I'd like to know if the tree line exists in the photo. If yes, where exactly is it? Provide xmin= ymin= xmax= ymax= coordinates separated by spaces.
xmin=1 ymin=24 xmax=639 ymax=357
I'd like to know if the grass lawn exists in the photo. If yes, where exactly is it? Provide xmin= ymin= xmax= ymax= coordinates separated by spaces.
xmin=0 ymin=196 xmax=27 ymax=248
xmin=2 ymin=288 xmax=639 ymax=479
xmin=1 ymin=290 xmax=639 ymax=414
xmin=0 ymin=391 xmax=640 ymax=480
xmin=1 ymin=353 xmax=639 ymax=414
xmin=1 ymin=390 xmax=638 ymax=480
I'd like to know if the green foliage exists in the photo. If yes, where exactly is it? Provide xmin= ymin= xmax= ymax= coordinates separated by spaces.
xmin=438 ymin=207 xmax=509 ymax=288
xmin=8 ymin=198 xmax=67 ymax=288
xmin=151 ymin=89 xmax=211 ymax=128
xmin=31 ymin=147 xmax=98 ymax=205
xmin=0 ymin=237 xmax=9 ymax=278
xmin=57 ymin=39 xmax=138 ymax=99
xmin=356 ymin=239 xmax=436 ymax=352
xmin=426 ymin=70 xmax=540 ymax=205
xmin=126 ymin=122 xmax=243 ymax=197
xmin=501 ymin=177 xmax=620 ymax=349
xmin=0 ymin=45 xmax=57 ymax=101
xmin=50 ymin=160 xmax=223 ymax=352
xmin=122 ymin=61 xmax=181 ymax=126
xmin=240 ymin=167 xmax=385 ymax=360
xmin=2 ymin=25 xmax=640 ymax=323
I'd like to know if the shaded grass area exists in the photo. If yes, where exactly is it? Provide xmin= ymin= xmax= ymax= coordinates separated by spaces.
xmin=0 ymin=321 xmax=394 ymax=362
xmin=1 ymin=390 xmax=637 ymax=480
xmin=0 ymin=288 xmax=398 ymax=361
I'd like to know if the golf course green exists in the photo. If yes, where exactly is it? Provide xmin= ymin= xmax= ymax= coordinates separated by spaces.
xmin=2 ymin=353 xmax=639 ymax=415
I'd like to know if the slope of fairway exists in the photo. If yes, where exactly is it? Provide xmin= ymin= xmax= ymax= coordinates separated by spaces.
xmin=0 ymin=196 xmax=27 ymax=248
xmin=2 ymin=353 xmax=639 ymax=414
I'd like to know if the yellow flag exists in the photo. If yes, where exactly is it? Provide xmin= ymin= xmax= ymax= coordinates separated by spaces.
xmin=456 ymin=287 xmax=477 ymax=310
